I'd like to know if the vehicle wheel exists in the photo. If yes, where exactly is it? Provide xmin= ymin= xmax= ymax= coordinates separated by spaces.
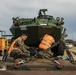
xmin=51 ymin=42 xmax=65 ymax=57
xmin=57 ymin=42 xmax=65 ymax=56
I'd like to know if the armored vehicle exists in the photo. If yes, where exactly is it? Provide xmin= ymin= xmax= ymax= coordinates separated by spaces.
xmin=10 ymin=9 xmax=65 ymax=46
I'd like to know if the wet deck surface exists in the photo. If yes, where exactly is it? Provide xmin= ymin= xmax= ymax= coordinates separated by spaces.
xmin=2 ymin=59 xmax=76 ymax=71
xmin=0 ymin=61 xmax=76 ymax=75
xmin=0 ymin=71 xmax=76 ymax=75
xmin=1 ymin=46 xmax=76 ymax=70
xmin=0 ymin=47 xmax=76 ymax=75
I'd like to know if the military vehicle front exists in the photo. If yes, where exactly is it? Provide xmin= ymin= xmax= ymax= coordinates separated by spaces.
xmin=10 ymin=9 xmax=65 ymax=47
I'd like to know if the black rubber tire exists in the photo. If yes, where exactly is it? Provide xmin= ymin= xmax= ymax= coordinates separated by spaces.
xmin=51 ymin=42 xmax=65 ymax=57
xmin=57 ymin=42 xmax=64 ymax=56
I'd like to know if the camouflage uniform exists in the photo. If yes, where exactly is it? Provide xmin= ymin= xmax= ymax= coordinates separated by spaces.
xmin=10 ymin=37 xmax=30 ymax=59
xmin=38 ymin=34 xmax=54 ymax=59
xmin=37 ymin=48 xmax=53 ymax=59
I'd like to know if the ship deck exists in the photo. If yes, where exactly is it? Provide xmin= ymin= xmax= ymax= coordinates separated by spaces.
xmin=2 ymin=58 xmax=76 ymax=71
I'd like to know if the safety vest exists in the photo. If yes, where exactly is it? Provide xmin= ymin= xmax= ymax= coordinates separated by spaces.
xmin=8 ymin=37 xmax=21 ymax=55
xmin=39 ymin=34 xmax=55 ymax=50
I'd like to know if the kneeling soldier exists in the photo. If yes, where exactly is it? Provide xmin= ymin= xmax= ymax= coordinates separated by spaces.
xmin=8 ymin=33 xmax=30 ymax=59
xmin=38 ymin=34 xmax=55 ymax=59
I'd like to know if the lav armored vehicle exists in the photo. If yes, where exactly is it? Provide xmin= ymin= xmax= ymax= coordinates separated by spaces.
xmin=10 ymin=9 xmax=66 ymax=57
xmin=10 ymin=9 xmax=65 ymax=47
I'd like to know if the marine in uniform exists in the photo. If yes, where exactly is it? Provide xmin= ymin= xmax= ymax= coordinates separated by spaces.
xmin=38 ymin=34 xmax=55 ymax=59
xmin=8 ymin=33 xmax=30 ymax=59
